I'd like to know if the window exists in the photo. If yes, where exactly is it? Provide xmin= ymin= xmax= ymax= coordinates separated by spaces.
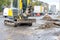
xmin=13 ymin=0 xmax=18 ymax=8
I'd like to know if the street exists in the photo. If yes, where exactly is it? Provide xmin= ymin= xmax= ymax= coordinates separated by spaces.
xmin=0 ymin=0 xmax=60 ymax=40
xmin=0 ymin=15 xmax=60 ymax=40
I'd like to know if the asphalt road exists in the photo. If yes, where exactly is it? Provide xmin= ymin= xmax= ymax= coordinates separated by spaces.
xmin=0 ymin=16 xmax=42 ymax=40
xmin=0 ymin=16 xmax=35 ymax=40
xmin=0 ymin=15 xmax=60 ymax=40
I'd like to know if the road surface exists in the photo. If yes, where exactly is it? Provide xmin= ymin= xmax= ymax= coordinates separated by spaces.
xmin=0 ymin=15 xmax=60 ymax=40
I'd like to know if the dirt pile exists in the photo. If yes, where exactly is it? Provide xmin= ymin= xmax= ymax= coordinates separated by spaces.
xmin=42 ymin=15 xmax=52 ymax=21
xmin=38 ymin=21 xmax=56 ymax=29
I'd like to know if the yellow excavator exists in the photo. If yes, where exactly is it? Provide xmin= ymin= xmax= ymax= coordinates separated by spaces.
xmin=4 ymin=0 xmax=36 ymax=27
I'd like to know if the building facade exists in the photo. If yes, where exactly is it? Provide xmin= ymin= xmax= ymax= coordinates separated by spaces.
xmin=50 ymin=5 xmax=56 ymax=14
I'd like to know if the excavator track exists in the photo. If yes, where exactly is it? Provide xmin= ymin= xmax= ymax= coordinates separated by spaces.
xmin=4 ymin=19 xmax=33 ymax=27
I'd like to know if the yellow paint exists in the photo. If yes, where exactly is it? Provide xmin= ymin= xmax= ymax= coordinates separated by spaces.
xmin=8 ymin=8 xmax=13 ymax=16
xmin=40 ymin=6 xmax=42 ymax=12
xmin=27 ymin=0 xmax=30 ymax=5
xmin=19 ymin=0 xmax=22 ymax=10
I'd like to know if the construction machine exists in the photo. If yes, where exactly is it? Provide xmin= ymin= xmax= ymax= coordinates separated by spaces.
xmin=4 ymin=0 xmax=36 ymax=27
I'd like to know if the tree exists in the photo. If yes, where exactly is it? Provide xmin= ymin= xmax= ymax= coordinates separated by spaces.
xmin=0 ymin=0 xmax=10 ymax=12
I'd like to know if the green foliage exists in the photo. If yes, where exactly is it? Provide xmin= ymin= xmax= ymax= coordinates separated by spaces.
xmin=34 ymin=1 xmax=42 ymax=6
xmin=0 ymin=0 xmax=10 ymax=12
xmin=31 ymin=1 xmax=42 ymax=7
xmin=0 ymin=6 xmax=2 ymax=12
